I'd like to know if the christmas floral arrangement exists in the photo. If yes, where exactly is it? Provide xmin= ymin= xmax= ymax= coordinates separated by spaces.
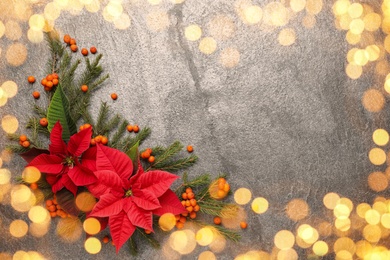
xmin=7 ymin=31 xmax=240 ymax=254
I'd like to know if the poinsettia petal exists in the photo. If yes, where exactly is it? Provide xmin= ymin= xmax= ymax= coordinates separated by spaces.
xmin=45 ymin=174 xmax=59 ymax=186
xmin=153 ymin=189 xmax=187 ymax=216
xmin=51 ymin=176 xmax=65 ymax=194
xmin=49 ymin=121 xmax=67 ymax=155
xmin=67 ymin=164 xmax=97 ymax=186
xmin=137 ymin=170 xmax=179 ymax=198
xmin=20 ymin=148 xmax=49 ymax=163
xmin=126 ymin=202 xmax=153 ymax=231
xmin=96 ymin=144 xmax=133 ymax=180
xmin=87 ymin=170 xmax=124 ymax=198
xmin=28 ymin=154 xmax=64 ymax=174
xmin=132 ymin=189 xmax=161 ymax=210
xmin=90 ymin=193 xmax=124 ymax=217
xmin=109 ymin=210 xmax=136 ymax=253
xmin=67 ymin=127 xmax=92 ymax=157
xmin=81 ymin=146 xmax=97 ymax=171
xmin=61 ymin=173 xmax=78 ymax=196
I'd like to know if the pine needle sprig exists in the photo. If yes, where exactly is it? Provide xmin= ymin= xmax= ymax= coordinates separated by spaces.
xmin=5 ymin=145 xmax=29 ymax=154
xmin=118 ymin=127 xmax=151 ymax=152
xmin=190 ymin=219 xmax=241 ymax=242
xmin=26 ymin=117 xmax=46 ymax=148
xmin=136 ymin=228 xmax=160 ymax=249
xmin=152 ymin=141 xmax=183 ymax=166
xmin=101 ymin=115 xmax=121 ymax=136
xmin=128 ymin=237 xmax=138 ymax=256
xmin=151 ymin=155 xmax=198 ymax=172
xmin=33 ymin=104 xmax=47 ymax=118
xmin=109 ymin=119 xmax=129 ymax=147
xmin=94 ymin=102 xmax=110 ymax=135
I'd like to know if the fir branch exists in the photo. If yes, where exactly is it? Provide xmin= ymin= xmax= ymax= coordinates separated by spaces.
xmin=119 ymin=127 xmax=151 ymax=152
xmin=150 ymin=155 xmax=198 ymax=172
xmin=5 ymin=144 xmax=28 ymax=154
xmin=33 ymin=104 xmax=47 ymax=118
xmin=7 ymin=133 xmax=20 ymax=142
xmin=78 ymin=54 xmax=104 ymax=87
xmin=148 ymin=146 xmax=166 ymax=156
xmin=101 ymin=115 xmax=121 ymax=135
xmin=184 ymin=174 xmax=211 ymax=188
xmin=109 ymin=119 xmax=129 ymax=147
xmin=136 ymin=228 xmax=160 ymax=249
xmin=128 ymin=237 xmax=138 ymax=256
xmin=190 ymin=219 xmax=241 ymax=242
xmin=151 ymin=141 xmax=183 ymax=169
xmin=80 ymin=107 xmax=94 ymax=126
xmin=59 ymin=51 xmax=71 ymax=74
xmin=90 ymin=74 xmax=109 ymax=91
xmin=94 ymin=102 xmax=110 ymax=135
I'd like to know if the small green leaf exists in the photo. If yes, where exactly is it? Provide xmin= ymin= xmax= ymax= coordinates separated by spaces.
xmin=47 ymin=85 xmax=77 ymax=141
xmin=127 ymin=141 xmax=139 ymax=175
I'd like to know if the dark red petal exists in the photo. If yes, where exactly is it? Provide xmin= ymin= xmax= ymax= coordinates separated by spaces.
xmin=19 ymin=148 xmax=49 ymax=163
xmin=127 ymin=205 xmax=153 ymax=231
xmin=27 ymin=154 xmax=64 ymax=174
xmin=153 ymin=189 xmax=187 ymax=216
xmin=109 ymin=211 xmax=136 ymax=253
xmin=51 ymin=176 xmax=65 ymax=194
xmin=81 ymin=146 xmax=97 ymax=171
xmin=137 ymin=170 xmax=179 ymax=198
xmin=67 ymin=127 xmax=92 ymax=157
xmin=61 ymin=173 xmax=78 ymax=196
xmin=49 ymin=121 xmax=67 ymax=155
xmin=132 ymin=188 xmax=161 ymax=210
xmin=90 ymin=193 xmax=123 ymax=217
xmin=45 ymin=174 xmax=59 ymax=186
xmin=67 ymin=165 xmax=97 ymax=186
xmin=96 ymin=144 xmax=133 ymax=180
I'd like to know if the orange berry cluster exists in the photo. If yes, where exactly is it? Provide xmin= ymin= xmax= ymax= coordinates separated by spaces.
xmin=63 ymin=34 xmax=98 ymax=55
xmin=19 ymin=135 xmax=30 ymax=148
xmin=46 ymin=195 xmax=69 ymax=218
xmin=175 ymin=187 xmax=200 ymax=229
xmin=79 ymin=123 xmax=92 ymax=131
xmin=126 ymin=124 xmax=140 ymax=133
xmin=217 ymin=177 xmax=230 ymax=199
xmin=141 ymin=148 xmax=155 ymax=163
xmin=41 ymin=73 xmax=59 ymax=92
xmin=91 ymin=135 xmax=108 ymax=146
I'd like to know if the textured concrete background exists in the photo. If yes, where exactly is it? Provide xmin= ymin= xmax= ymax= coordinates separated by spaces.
xmin=0 ymin=0 xmax=387 ymax=259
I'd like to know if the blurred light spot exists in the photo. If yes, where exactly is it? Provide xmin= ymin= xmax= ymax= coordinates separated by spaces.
xmin=169 ymin=229 xmax=197 ymax=255
xmin=79 ymin=0 xmax=94 ymax=4
xmin=373 ymin=201 xmax=387 ymax=214
xmin=5 ymin=20 xmax=22 ymax=40
xmin=66 ymin=0 xmax=84 ymax=15
xmin=368 ymin=172 xmax=388 ymax=192
xmin=263 ymin=2 xmax=289 ymax=27
xmin=306 ymin=0 xmax=323 ymax=15
xmin=346 ymin=31 xmax=360 ymax=45
xmin=159 ymin=213 xmax=176 ymax=231
xmin=362 ymin=89 xmax=385 ymax=112
xmin=1 ymin=81 xmax=17 ymax=98
xmin=57 ymin=217 xmax=83 ymax=242
xmin=336 ymin=250 xmax=352 ymax=260
xmin=286 ymin=199 xmax=309 ymax=221
xmin=9 ymin=219 xmax=28 ymax=238
xmin=317 ymin=221 xmax=332 ymax=237
xmin=208 ymin=15 xmax=235 ymax=41
xmin=29 ymin=14 xmax=45 ymax=31
xmin=334 ymin=204 xmax=351 ymax=219
xmin=302 ymin=15 xmax=316 ymax=29
xmin=26 ymin=251 xmax=44 ymax=259
xmin=22 ymin=166 xmax=41 ymax=184
xmin=209 ymin=234 xmax=226 ymax=253
xmin=84 ymin=237 xmax=101 ymax=254
xmin=365 ymin=209 xmax=381 ymax=225
xmin=0 ymin=253 xmax=11 ymax=260
xmin=29 ymin=206 xmax=48 ymax=224
xmin=148 ymin=0 xmax=162 ymax=5
xmin=355 ymin=240 xmax=372 ymax=259
xmin=251 ymin=197 xmax=268 ymax=214
xmin=114 ymin=13 xmax=131 ymax=30
xmin=2 ymin=115 xmax=18 ymax=133
xmin=356 ymin=203 xmax=371 ymax=218
xmin=363 ymin=13 xmax=381 ymax=32
xmin=381 ymin=213 xmax=390 ymax=228
xmin=348 ymin=3 xmax=363 ymax=18
xmin=221 ymin=206 xmax=246 ymax=229
xmin=170 ymin=0 xmax=185 ymax=3
xmin=196 ymin=227 xmax=214 ymax=246
xmin=44 ymin=3 xmax=61 ymax=21
xmin=6 ymin=43 xmax=28 ymax=66
xmin=363 ymin=224 xmax=381 ymax=243
xmin=377 ymin=60 xmax=390 ymax=76
xmin=147 ymin=10 xmax=169 ymax=32
xmin=54 ymin=0 xmax=69 ymax=8
xmin=353 ymin=49 xmax=369 ymax=65
xmin=30 ymin=221 xmax=50 ymax=237
xmin=75 ymin=192 xmax=96 ymax=212
xmin=369 ymin=148 xmax=386 ymax=165
xmin=85 ymin=0 xmax=100 ymax=13
xmin=13 ymin=251 xmax=29 ymax=260
xmin=243 ymin=5 xmax=263 ymax=24
xmin=0 ymin=168 xmax=11 ymax=184
xmin=334 ymin=237 xmax=356 ymax=255
xmin=198 ymin=251 xmax=216 ymax=260
xmin=219 ymin=47 xmax=240 ymax=68
xmin=339 ymin=14 xmax=353 ymax=30
xmin=0 ymin=21 xmax=5 ymax=38
xmin=323 ymin=192 xmax=340 ymax=210
xmin=106 ymin=1 xmax=123 ymax=17
xmin=349 ymin=19 xmax=364 ymax=34
xmin=290 ymin=0 xmax=306 ymax=13
xmin=335 ymin=218 xmax=351 ymax=231
xmin=278 ymin=28 xmax=296 ymax=46
xmin=274 ymin=230 xmax=295 ymax=250
xmin=11 ymin=185 xmax=36 ymax=212
xmin=345 ymin=63 xmax=362 ymax=79
xmin=185 ymin=24 xmax=202 ymax=41
xmin=1 ymin=149 xmax=13 ymax=163
xmin=199 ymin=37 xmax=217 ymax=55
xmin=365 ymin=45 xmax=380 ymax=61
xmin=277 ymin=248 xmax=298 ymax=260
xmin=234 ymin=188 xmax=252 ymax=205
xmin=313 ymin=241 xmax=328 ymax=256
xmin=83 ymin=217 xmax=101 ymax=235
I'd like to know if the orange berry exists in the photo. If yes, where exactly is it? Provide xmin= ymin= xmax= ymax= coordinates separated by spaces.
xmin=32 ymin=91 xmax=40 ymax=99
xmin=133 ymin=125 xmax=139 ymax=133
xmin=176 ymin=221 xmax=184 ymax=229
xmin=143 ymin=151 xmax=150 ymax=159
xmin=148 ymin=156 xmax=155 ymax=163
xmin=126 ymin=125 xmax=133 ymax=132
xmin=22 ymin=141 xmax=30 ymax=148
xmin=145 ymin=229 xmax=152 ymax=234
xmin=94 ymin=135 xmax=102 ymax=143
xmin=27 ymin=76 xmax=36 ymax=83
xmin=30 ymin=183 xmax=38 ymax=190
xmin=111 ymin=241 xmax=115 ymax=246
xmin=45 ymin=200 xmax=53 ymax=207
xmin=189 ymin=212 xmax=196 ymax=219
xmin=240 ymin=221 xmax=248 ymax=229
xmin=44 ymin=86 xmax=51 ymax=92
xmin=84 ymin=123 xmax=91 ymax=129
xmin=90 ymin=139 xmax=96 ymax=146
xmin=81 ymin=48 xmax=88 ymax=56
xmin=52 ymin=196 xmax=57 ymax=204
xmin=70 ymin=38 xmax=76 ymax=45
xmin=218 ymin=178 xmax=226 ymax=190
xmin=48 ymin=205 xmax=56 ymax=212
xmin=19 ymin=135 xmax=27 ymax=142
xmin=52 ymin=78 xmax=59 ymax=86
xmin=187 ymin=145 xmax=193 ymax=153
xmin=182 ymin=193 xmax=188 ymax=200
xmin=46 ymin=81 xmax=54 ymax=88
xmin=40 ymin=118 xmax=48 ymax=127
xmin=187 ymin=192 xmax=195 ymax=200
xmin=90 ymin=46 xmax=97 ymax=54
xmin=186 ymin=206 xmax=193 ymax=212
xmin=46 ymin=75 xmax=54 ymax=81
xmin=101 ymin=136 xmax=108 ymax=145
xmin=217 ymin=189 xmax=226 ymax=198
xmin=79 ymin=125 xmax=84 ymax=131
xmin=102 ymin=236 xmax=109 ymax=244
xmin=190 ymin=199 xmax=197 ymax=207
xmin=111 ymin=93 xmax=118 ymax=100
xmin=81 ymin=85 xmax=88 ymax=92
xmin=52 ymin=73 xmax=59 ymax=79
xmin=181 ymin=212 xmax=188 ymax=217
xmin=185 ymin=187 xmax=192 ymax=194
xmin=185 ymin=200 xmax=191 ymax=207
xmin=181 ymin=200 xmax=186 ymax=207
xmin=194 ymin=205 xmax=200 ymax=212
xmin=63 ymin=34 xmax=71 ymax=44
xmin=41 ymin=78 xmax=48 ymax=86
xmin=213 ymin=216 xmax=222 ymax=225
xmin=70 ymin=44 xmax=78 ymax=52
xmin=175 ymin=215 xmax=180 ymax=221
xmin=223 ymin=183 xmax=230 ymax=192
xmin=146 ymin=148 xmax=152 ymax=153
xmin=179 ymin=216 xmax=187 ymax=223
xmin=50 ymin=211 xmax=57 ymax=218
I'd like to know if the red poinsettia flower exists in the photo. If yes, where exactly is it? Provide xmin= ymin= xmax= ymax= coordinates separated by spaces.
xmin=89 ymin=144 xmax=186 ymax=252
xmin=27 ymin=121 xmax=97 ymax=196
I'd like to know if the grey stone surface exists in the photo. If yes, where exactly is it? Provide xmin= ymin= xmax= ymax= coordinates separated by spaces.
xmin=0 ymin=1 xmax=386 ymax=259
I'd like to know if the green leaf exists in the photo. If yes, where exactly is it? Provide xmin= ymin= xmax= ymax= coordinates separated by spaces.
xmin=47 ymin=85 xmax=77 ymax=141
xmin=127 ymin=141 xmax=139 ymax=175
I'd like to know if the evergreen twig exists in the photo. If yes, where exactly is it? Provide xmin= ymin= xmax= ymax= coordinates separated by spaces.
xmin=136 ymin=228 xmax=160 ymax=249
xmin=190 ymin=219 xmax=241 ymax=242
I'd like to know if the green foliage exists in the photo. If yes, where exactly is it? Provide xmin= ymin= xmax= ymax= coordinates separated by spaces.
xmin=127 ymin=141 xmax=139 ymax=175
xmin=117 ymin=127 xmax=151 ymax=152
xmin=191 ymin=219 xmax=241 ymax=242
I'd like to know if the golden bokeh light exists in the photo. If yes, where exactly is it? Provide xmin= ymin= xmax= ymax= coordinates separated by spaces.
xmin=11 ymin=184 xmax=34 ymax=212
xmin=85 ymin=0 xmax=100 ymax=13
xmin=353 ymin=49 xmax=369 ymax=66
xmin=381 ymin=213 xmax=390 ymax=228
xmin=57 ymin=217 xmax=83 ymax=242
xmin=277 ymin=248 xmax=298 ymax=260
xmin=363 ymin=224 xmax=381 ymax=243
xmin=263 ymin=2 xmax=289 ymax=27
xmin=147 ymin=11 xmax=170 ymax=32
xmin=22 ymin=166 xmax=41 ymax=184
xmin=243 ymin=5 xmax=263 ymax=24
xmin=313 ymin=241 xmax=328 ymax=256
xmin=6 ymin=43 xmax=28 ymax=67
xmin=348 ymin=3 xmax=363 ymax=19
xmin=278 ymin=28 xmax=296 ymax=46
xmin=0 ymin=21 xmax=5 ymax=38
xmin=372 ymin=201 xmax=387 ymax=214
xmin=368 ymin=172 xmax=388 ymax=192
xmin=208 ymin=15 xmax=235 ymax=41
xmin=9 ymin=220 xmax=28 ymax=238
xmin=29 ymin=14 xmax=45 ymax=31
xmin=369 ymin=148 xmax=386 ymax=165
xmin=251 ymin=197 xmax=269 ymax=214
xmin=323 ymin=192 xmax=340 ymax=210
xmin=362 ymin=89 xmax=385 ymax=112
xmin=75 ymin=192 xmax=96 ymax=212
xmin=234 ymin=188 xmax=252 ymax=205
xmin=0 ymin=253 xmax=11 ymax=260
xmin=349 ymin=19 xmax=365 ymax=34
xmin=345 ymin=63 xmax=362 ymax=79
xmin=84 ymin=237 xmax=102 ymax=254
xmin=199 ymin=37 xmax=217 ymax=55
xmin=28 ymin=28 xmax=44 ymax=43
xmin=356 ymin=203 xmax=371 ymax=218
xmin=28 ymin=206 xmax=49 ymax=224
xmin=1 ymin=149 xmax=13 ymax=163
xmin=365 ymin=45 xmax=380 ymax=61
xmin=334 ymin=204 xmax=351 ymax=219
xmin=1 ymin=115 xmax=18 ymax=134
xmin=302 ymin=15 xmax=316 ymax=29
xmin=169 ymin=229 xmax=197 ymax=255
xmin=198 ymin=251 xmax=216 ymax=260
xmin=159 ymin=213 xmax=176 ymax=231
xmin=365 ymin=209 xmax=381 ymax=225
xmin=5 ymin=20 xmax=22 ymax=41
xmin=274 ymin=230 xmax=295 ymax=250
xmin=306 ymin=0 xmax=323 ymax=15
xmin=196 ymin=227 xmax=214 ymax=246
xmin=0 ymin=168 xmax=11 ymax=184
xmin=30 ymin=221 xmax=50 ymax=237
xmin=346 ymin=31 xmax=361 ymax=45
xmin=286 ymin=198 xmax=309 ymax=221
xmin=290 ymin=0 xmax=306 ymax=13
xmin=13 ymin=251 xmax=28 ymax=260
xmin=1 ymin=81 xmax=18 ymax=98
xmin=373 ymin=129 xmax=389 ymax=146
xmin=335 ymin=218 xmax=351 ymax=231
xmin=334 ymin=237 xmax=356 ymax=255
xmin=335 ymin=250 xmax=353 ymax=260
xmin=355 ymin=240 xmax=372 ymax=259
xmin=185 ymin=25 xmax=202 ymax=41
xmin=113 ymin=13 xmax=131 ymax=30
xmin=209 ymin=234 xmax=226 ymax=253
xmin=317 ymin=221 xmax=332 ymax=237
xmin=83 ymin=217 xmax=101 ymax=235
xmin=363 ymin=13 xmax=382 ymax=32
xmin=338 ymin=197 xmax=354 ymax=212
xmin=219 ymin=47 xmax=240 ymax=68
xmin=44 ymin=2 xmax=61 ymax=20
